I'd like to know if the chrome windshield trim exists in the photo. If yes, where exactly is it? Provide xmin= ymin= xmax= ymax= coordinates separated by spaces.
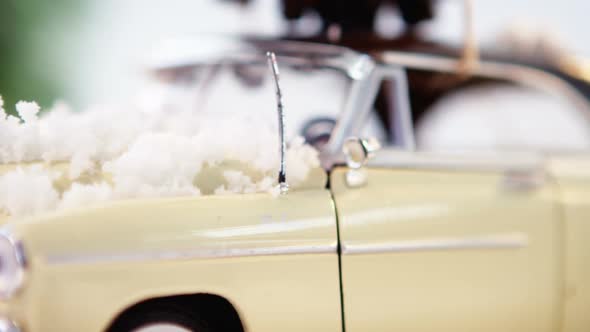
xmin=149 ymin=37 xmax=370 ymax=81
xmin=379 ymin=51 xmax=590 ymax=122
xmin=377 ymin=66 xmax=415 ymax=149
xmin=341 ymin=233 xmax=528 ymax=255
xmin=44 ymin=243 xmax=338 ymax=266
xmin=147 ymin=37 xmax=381 ymax=166
xmin=323 ymin=57 xmax=379 ymax=160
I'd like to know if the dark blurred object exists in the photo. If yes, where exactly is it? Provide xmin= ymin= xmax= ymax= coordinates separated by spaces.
xmin=223 ymin=0 xmax=590 ymax=138
xmin=283 ymin=0 xmax=433 ymax=33
xmin=229 ymin=0 xmax=433 ymax=35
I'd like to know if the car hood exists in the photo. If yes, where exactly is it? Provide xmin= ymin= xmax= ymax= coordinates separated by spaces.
xmin=3 ymin=165 xmax=332 ymax=268
xmin=0 ymin=160 xmax=326 ymax=224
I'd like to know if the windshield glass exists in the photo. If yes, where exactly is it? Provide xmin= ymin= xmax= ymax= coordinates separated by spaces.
xmin=150 ymin=60 xmax=351 ymax=147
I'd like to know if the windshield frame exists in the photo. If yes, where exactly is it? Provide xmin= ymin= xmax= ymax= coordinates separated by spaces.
xmin=148 ymin=37 xmax=410 ymax=167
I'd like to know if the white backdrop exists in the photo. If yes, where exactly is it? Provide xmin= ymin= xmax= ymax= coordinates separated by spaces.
xmin=39 ymin=0 xmax=590 ymax=106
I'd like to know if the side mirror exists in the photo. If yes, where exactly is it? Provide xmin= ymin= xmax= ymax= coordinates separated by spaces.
xmin=342 ymin=137 xmax=380 ymax=187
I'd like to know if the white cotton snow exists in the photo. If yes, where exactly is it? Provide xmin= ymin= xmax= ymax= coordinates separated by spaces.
xmin=0 ymin=166 xmax=60 ymax=217
xmin=0 ymin=95 xmax=320 ymax=219
xmin=104 ymin=133 xmax=203 ymax=199
xmin=15 ymin=101 xmax=41 ymax=124
xmin=59 ymin=183 xmax=113 ymax=211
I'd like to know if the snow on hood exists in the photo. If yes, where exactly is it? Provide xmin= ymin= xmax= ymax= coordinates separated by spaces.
xmin=0 ymin=95 xmax=320 ymax=219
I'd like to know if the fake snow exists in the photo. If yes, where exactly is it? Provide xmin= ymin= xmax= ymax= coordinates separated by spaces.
xmin=0 ymin=165 xmax=59 ymax=218
xmin=0 ymin=95 xmax=319 ymax=218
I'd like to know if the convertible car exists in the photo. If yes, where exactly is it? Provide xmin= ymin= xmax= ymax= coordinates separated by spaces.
xmin=0 ymin=39 xmax=589 ymax=332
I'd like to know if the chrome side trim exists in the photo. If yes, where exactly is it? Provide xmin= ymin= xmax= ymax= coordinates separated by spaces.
xmin=45 ymin=243 xmax=338 ymax=266
xmin=369 ymin=148 xmax=544 ymax=173
xmin=341 ymin=233 xmax=528 ymax=255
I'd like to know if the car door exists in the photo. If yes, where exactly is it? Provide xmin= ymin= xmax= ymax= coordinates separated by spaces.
xmin=331 ymin=149 xmax=562 ymax=332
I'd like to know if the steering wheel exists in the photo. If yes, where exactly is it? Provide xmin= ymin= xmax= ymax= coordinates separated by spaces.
xmin=301 ymin=117 xmax=336 ymax=148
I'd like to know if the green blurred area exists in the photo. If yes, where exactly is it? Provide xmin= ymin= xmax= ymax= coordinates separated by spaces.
xmin=0 ymin=0 xmax=83 ymax=113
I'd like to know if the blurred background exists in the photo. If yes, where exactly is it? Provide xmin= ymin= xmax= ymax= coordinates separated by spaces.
xmin=1 ymin=0 xmax=589 ymax=111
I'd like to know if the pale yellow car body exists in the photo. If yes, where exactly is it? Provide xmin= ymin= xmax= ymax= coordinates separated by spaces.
xmin=0 ymin=164 xmax=341 ymax=332
xmin=1 ymin=40 xmax=590 ymax=331
xmin=0 ymin=150 xmax=589 ymax=332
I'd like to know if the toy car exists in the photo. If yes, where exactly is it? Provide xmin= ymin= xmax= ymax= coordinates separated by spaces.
xmin=0 ymin=38 xmax=589 ymax=332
